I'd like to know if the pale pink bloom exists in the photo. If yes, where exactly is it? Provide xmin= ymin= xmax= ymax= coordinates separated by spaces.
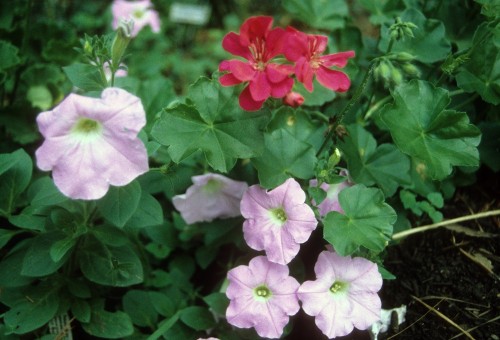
xmin=226 ymin=256 xmax=300 ymax=338
xmin=172 ymin=173 xmax=248 ymax=224
xmin=103 ymin=61 xmax=128 ymax=81
xmin=111 ymin=0 xmax=161 ymax=37
xmin=35 ymin=88 xmax=149 ymax=200
xmin=240 ymin=178 xmax=317 ymax=265
xmin=310 ymin=171 xmax=352 ymax=217
xmin=297 ymin=250 xmax=383 ymax=338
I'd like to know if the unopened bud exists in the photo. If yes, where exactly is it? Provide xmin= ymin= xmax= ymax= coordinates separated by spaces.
xmin=391 ymin=68 xmax=403 ymax=84
xmin=282 ymin=91 xmax=305 ymax=108
xmin=328 ymin=148 xmax=342 ymax=167
xmin=389 ymin=52 xmax=415 ymax=62
xmin=83 ymin=40 xmax=93 ymax=56
xmin=111 ymin=18 xmax=134 ymax=69
xmin=401 ymin=62 xmax=420 ymax=76
xmin=378 ymin=60 xmax=392 ymax=81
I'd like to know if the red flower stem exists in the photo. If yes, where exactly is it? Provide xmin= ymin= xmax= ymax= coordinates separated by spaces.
xmin=316 ymin=63 xmax=375 ymax=157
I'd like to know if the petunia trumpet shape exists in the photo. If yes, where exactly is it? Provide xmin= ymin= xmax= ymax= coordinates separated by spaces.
xmin=219 ymin=16 xmax=294 ymax=111
xmin=297 ymin=250 xmax=383 ymax=338
xmin=111 ymin=0 xmax=161 ymax=37
xmin=284 ymin=28 xmax=355 ymax=93
xmin=35 ymin=88 xmax=149 ymax=200
xmin=172 ymin=173 xmax=248 ymax=224
xmin=226 ymin=256 xmax=300 ymax=338
xmin=240 ymin=178 xmax=318 ymax=265
xmin=310 ymin=170 xmax=352 ymax=217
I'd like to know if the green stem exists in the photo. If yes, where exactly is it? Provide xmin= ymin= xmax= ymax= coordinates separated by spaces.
xmin=316 ymin=64 xmax=375 ymax=157
xmin=310 ymin=110 xmax=329 ymax=124
xmin=392 ymin=209 xmax=500 ymax=241
xmin=448 ymin=89 xmax=465 ymax=97
xmin=364 ymin=95 xmax=391 ymax=120
xmin=147 ymin=310 xmax=182 ymax=340
xmin=386 ymin=39 xmax=395 ymax=54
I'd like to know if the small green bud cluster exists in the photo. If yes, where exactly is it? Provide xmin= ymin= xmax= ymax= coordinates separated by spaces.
xmin=78 ymin=34 xmax=113 ymax=66
xmin=374 ymin=52 xmax=420 ymax=87
xmin=315 ymin=148 xmax=346 ymax=184
xmin=389 ymin=17 xmax=418 ymax=41
xmin=441 ymin=53 xmax=470 ymax=76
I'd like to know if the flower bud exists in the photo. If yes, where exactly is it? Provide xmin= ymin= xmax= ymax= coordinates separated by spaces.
xmin=401 ymin=62 xmax=420 ymax=76
xmin=282 ymin=91 xmax=305 ymax=108
xmin=388 ymin=52 xmax=415 ymax=62
xmin=111 ymin=18 xmax=134 ymax=69
xmin=391 ymin=68 xmax=403 ymax=84
xmin=328 ymin=148 xmax=342 ymax=168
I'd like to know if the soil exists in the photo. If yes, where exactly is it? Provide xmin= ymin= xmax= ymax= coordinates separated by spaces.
xmin=290 ymin=167 xmax=500 ymax=340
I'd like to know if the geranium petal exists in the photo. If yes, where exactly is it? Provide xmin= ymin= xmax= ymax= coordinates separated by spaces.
xmin=222 ymin=32 xmax=251 ymax=59
xmin=283 ymin=27 xmax=308 ymax=61
xmin=265 ymin=27 xmax=288 ymax=58
xmin=295 ymin=58 xmax=314 ymax=92
xmin=219 ymin=73 xmax=242 ymax=86
xmin=249 ymin=72 xmax=271 ymax=101
xmin=225 ymin=60 xmax=256 ymax=82
xmin=321 ymin=50 xmax=356 ymax=68
xmin=239 ymin=86 xmax=265 ymax=111
xmin=270 ymin=78 xmax=294 ymax=98
xmin=239 ymin=16 xmax=273 ymax=46
xmin=316 ymin=66 xmax=351 ymax=92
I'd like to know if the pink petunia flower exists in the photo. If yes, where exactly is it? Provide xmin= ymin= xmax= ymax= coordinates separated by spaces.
xmin=226 ymin=256 xmax=300 ymax=338
xmin=297 ymin=250 xmax=383 ymax=339
xmin=111 ymin=0 xmax=161 ymax=37
xmin=172 ymin=173 xmax=248 ymax=224
xmin=35 ymin=88 xmax=149 ymax=200
xmin=310 ymin=170 xmax=352 ymax=217
xmin=219 ymin=16 xmax=294 ymax=111
xmin=240 ymin=178 xmax=318 ymax=265
xmin=284 ymin=28 xmax=355 ymax=92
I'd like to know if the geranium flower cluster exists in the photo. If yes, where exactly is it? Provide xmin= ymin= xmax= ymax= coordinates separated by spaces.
xmin=219 ymin=16 xmax=355 ymax=110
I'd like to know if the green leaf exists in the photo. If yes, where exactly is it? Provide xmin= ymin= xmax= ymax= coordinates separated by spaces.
xmin=123 ymin=290 xmax=158 ymax=328
xmin=62 ymin=63 xmax=105 ymax=92
xmin=0 ymin=40 xmax=20 ymax=71
xmin=0 ymin=242 xmax=34 ymax=287
xmin=151 ymin=77 xmax=268 ymax=172
xmin=180 ymin=306 xmax=216 ymax=331
xmin=3 ymin=285 xmax=60 ymax=334
xmin=267 ymin=106 xmax=324 ymax=149
xmin=0 ymin=149 xmax=33 ymax=216
xmin=252 ymin=129 xmax=316 ymax=188
xmin=0 ymin=229 xmax=19 ymax=249
xmin=27 ymin=176 xmax=68 ymax=207
xmin=294 ymin=78 xmax=337 ymax=106
xmin=478 ymin=121 xmax=500 ymax=172
xmin=49 ymin=236 xmax=77 ymax=263
xmin=71 ymin=299 xmax=91 ymax=323
xmin=21 ymin=232 xmax=70 ymax=277
xmin=456 ymin=23 xmax=500 ymax=105
xmin=339 ymin=124 xmax=411 ymax=197
xmin=379 ymin=9 xmax=451 ymax=63
xmin=358 ymin=0 xmax=403 ymax=25
xmin=81 ymin=308 xmax=134 ymax=339
xmin=203 ymin=292 xmax=229 ymax=315
xmin=125 ymin=192 xmax=163 ymax=229
xmin=380 ymin=80 xmax=481 ymax=180
xmin=78 ymin=235 xmax=143 ymax=287
xmin=323 ymin=184 xmax=396 ymax=256
xmin=283 ymin=0 xmax=348 ymax=30
xmin=97 ymin=180 xmax=142 ymax=228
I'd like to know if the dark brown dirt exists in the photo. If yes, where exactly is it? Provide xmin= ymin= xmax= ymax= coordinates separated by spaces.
xmin=379 ymin=167 xmax=500 ymax=340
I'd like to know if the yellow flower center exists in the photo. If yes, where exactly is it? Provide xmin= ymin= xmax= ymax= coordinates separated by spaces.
xmin=254 ymin=285 xmax=272 ymax=300
xmin=72 ymin=118 xmax=102 ymax=134
xmin=330 ymin=281 xmax=348 ymax=294
xmin=269 ymin=207 xmax=287 ymax=226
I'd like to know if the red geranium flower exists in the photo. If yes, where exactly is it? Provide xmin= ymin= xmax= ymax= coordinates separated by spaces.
xmin=284 ymin=28 xmax=355 ymax=93
xmin=219 ymin=16 xmax=294 ymax=111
